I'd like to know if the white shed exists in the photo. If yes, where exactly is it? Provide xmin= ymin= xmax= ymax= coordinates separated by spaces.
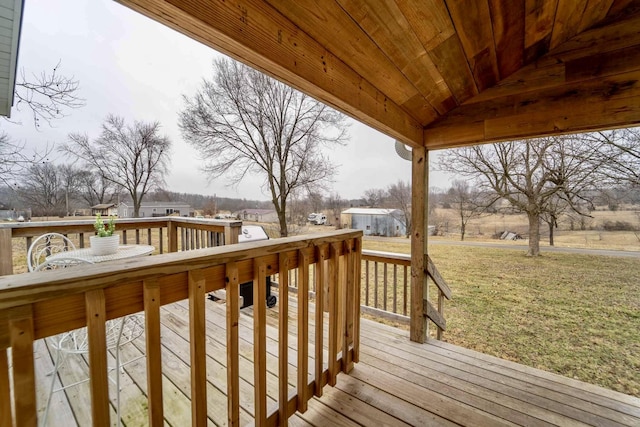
xmin=341 ymin=208 xmax=407 ymax=237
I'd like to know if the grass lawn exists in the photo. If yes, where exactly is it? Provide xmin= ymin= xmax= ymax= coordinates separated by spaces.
xmin=363 ymin=239 xmax=640 ymax=397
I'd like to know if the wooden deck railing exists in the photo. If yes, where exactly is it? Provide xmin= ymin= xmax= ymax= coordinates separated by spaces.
xmin=0 ymin=217 xmax=242 ymax=276
xmin=278 ymin=248 xmax=449 ymax=339
xmin=361 ymin=250 xmax=451 ymax=339
xmin=0 ymin=229 xmax=362 ymax=427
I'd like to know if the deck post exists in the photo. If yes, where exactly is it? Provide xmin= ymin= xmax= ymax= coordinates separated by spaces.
xmin=168 ymin=219 xmax=179 ymax=253
xmin=0 ymin=228 xmax=13 ymax=276
xmin=224 ymin=222 xmax=241 ymax=245
xmin=410 ymin=146 xmax=429 ymax=343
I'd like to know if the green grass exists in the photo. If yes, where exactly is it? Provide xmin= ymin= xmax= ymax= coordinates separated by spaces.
xmin=363 ymin=239 xmax=640 ymax=397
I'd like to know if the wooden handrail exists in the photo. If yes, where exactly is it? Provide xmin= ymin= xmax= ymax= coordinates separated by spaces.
xmin=0 ymin=229 xmax=362 ymax=426
xmin=0 ymin=217 xmax=242 ymax=276
xmin=361 ymin=250 xmax=450 ymax=340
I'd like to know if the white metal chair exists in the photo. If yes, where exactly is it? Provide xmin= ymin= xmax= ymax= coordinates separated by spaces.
xmin=27 ymin=232 xmax=77 ymax=272
xmin=31 ymin=255 xmax=144 ymax=426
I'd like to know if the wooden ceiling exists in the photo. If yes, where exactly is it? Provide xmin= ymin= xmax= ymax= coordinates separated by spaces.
xmin=117 ymin=0 xmax=640 ymax=149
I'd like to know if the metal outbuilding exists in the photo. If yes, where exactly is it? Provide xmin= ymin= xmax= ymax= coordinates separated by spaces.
xmin=341 ymin=208 xmax=406 ymax=237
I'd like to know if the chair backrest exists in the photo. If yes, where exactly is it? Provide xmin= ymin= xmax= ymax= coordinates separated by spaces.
xmin=27 ymin=233 xmax=78 ymax=272
xmin=33 ymin=256 xmax=94 ymax=272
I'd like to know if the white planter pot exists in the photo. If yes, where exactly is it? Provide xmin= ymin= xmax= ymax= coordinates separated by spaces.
xmin=90 ymin=235 xmax=120 ymax=256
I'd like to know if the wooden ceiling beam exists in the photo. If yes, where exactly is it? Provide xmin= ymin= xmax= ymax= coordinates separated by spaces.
xmin=116 ymin=0 xmax=424 ymax=147
xmin=424 ymin=9 xmax=640 ymax=148
xmin=336 ymin=0 xmax=455 ymax=115
xmin=265 ymin=0 xmax=437 ymax=125
xmin=424 ymin=65 xmax=640 ymax=148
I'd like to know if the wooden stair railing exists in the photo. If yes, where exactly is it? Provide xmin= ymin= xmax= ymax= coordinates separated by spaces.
xmin=424 ymin=255 xmax=452 ymax=340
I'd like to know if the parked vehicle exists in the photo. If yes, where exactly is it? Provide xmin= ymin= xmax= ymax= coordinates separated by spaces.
xmin=307 ymin=212 xmax=327 ymax=225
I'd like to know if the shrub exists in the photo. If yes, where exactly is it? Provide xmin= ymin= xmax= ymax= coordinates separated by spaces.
xmin=602 ymin=220 xmax=636 ymax=231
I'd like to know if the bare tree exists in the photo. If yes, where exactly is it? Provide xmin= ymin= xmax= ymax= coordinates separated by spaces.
xmin=438 ymin=136 xmax=601 ymax=256
xmin=13 ymin=62 xmax=85 ymax=128
xmin=179 ymin=58 xmax=347 ymax=237
xmin=1 ymin=62 xmax=82 ymax=186
xmin=63 ymin=115 xmax=171 ymax=217
xmin=16 ymin=162 xmax=66 ymax=217
xmin=0 ymin=134 xmax=54 ymax=187
xmin=584 ymin=128 xmax=640 ymax=187
xmin=76 ymin=170 xmax=119 ymax=208
xmin=446 ymin=180 xmax=497 ymax=241
xmin=362 ymin=188 xmax=386 ymax=207
xmin=387 ymin=180 xmax=411 ymax=237
xmin=326 ymin=192 xmax=346 ymax=229
xmin=307 ymin=191 xmax=324 ymax=214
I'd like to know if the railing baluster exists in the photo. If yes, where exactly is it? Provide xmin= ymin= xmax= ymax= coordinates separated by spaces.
xmin=437 ymin=290 xmax=444 ymax=340
xmin=135 ymin=228 xmax=141 ymax=244
xmin=143 ymin=279 xmax=164 ymax=426
xmin=314 ymin=245 xmax=326 ymax=397
xmin=85 ymin=290 xmax=110 ymax=427
xmin=122 ymin=229 xmax=128 ymax=244
xmin=374 ymin=262 xmax=379 ymax=309
xmin=328 ymin=243 xmax=339 ymax=387
xmin=383 ymin=263 xmax=388 ymax=311
xmin=297 ymin=248 xmax=309 ymax=413
xmin=9 ymin=305 xmax=36 ymax=427
xmin=188 ymin=270 xmax=207 ymax=427
xmin=365 ymin=260 xmax=369 ymax=306
xmin=343 ymin=240 xmax=355 ymax=373
xmin=393 ymin=264 xmax=397 ymax=314
xmin=0 ymin=349 xmax=11 ymax=427
xmin=353 ymin=237 xmax=362 ymax=363
xmin=159 ymin=227 xmax=164 ymax=253
xmin=253 ymin=260 xmax=268 ymax=426
xmin=403 ymin=265 xmax=408 ymax=316
xmin=278 ymin=253 xmax=290 ymax=427
xmin=147 ymin=228 xmax=152 ymax=246
xmin=225 ymin=262 xmax=240 ymax=427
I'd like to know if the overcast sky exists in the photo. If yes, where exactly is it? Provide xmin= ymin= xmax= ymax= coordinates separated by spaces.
xmin=6 ymin=0 xmax=450 ymax=201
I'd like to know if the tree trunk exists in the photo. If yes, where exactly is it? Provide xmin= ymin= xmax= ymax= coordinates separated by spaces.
xmin=460 ymin=222 xmax=466 ymax=241
xmin=527 ymin=212 xmax=541 ymax=256
xmin=276 ymin=198 xmax=288 ymax=237
xmin=278 ymin=211 xmax=288 ymax=237
xmin=548 ymin=221 xmax=555 ymax=246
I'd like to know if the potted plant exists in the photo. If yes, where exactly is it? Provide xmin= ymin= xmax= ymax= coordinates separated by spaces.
xmin=90 ymin=214 xmax=120 ymax=255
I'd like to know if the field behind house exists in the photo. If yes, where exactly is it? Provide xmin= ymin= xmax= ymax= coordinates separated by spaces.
xmin=429 ymin=207 xmax=640 ymax=251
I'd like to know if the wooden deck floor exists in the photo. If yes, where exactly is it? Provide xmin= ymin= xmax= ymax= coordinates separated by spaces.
xmin=29 ymin=292 xmax=640 ymax=426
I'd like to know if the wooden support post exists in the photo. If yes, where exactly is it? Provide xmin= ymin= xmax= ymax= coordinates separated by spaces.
xmin=0 ymin=228 xmax=13 ymax=276
xmin=410 ymin=146 xmax=429 ymax=343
